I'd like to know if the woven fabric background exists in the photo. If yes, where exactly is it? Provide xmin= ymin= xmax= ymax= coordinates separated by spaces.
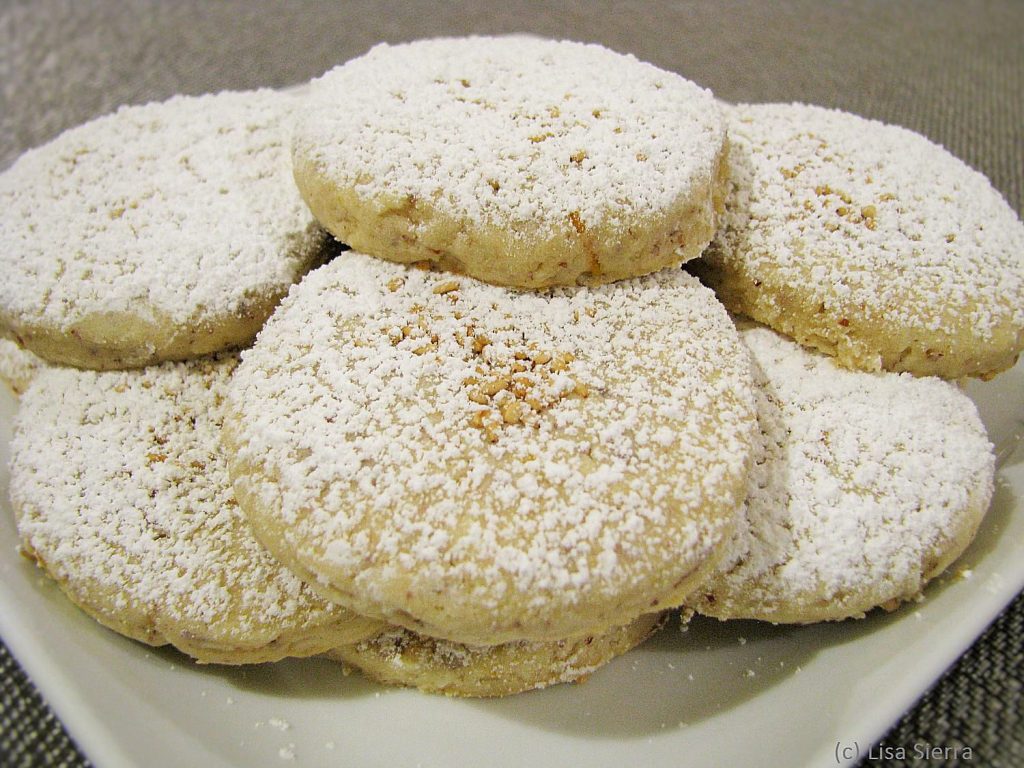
xmin=1 ymin=1 xmax=1022 ymax=766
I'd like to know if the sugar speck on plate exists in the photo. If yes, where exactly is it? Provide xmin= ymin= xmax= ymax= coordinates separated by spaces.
xmin=278 ymin=744 xmax=295 ymax=761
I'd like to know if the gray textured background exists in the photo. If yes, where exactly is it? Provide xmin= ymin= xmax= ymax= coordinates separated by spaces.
xmin=1 ymin=1 xmax=1022 ymax=766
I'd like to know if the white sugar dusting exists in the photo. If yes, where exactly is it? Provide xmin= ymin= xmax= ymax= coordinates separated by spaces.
xmin=295 ymin=37 xmax=724 ymax=234
xmin=700 ymin=324 xmax=996 ymax=615
xmin=0 ymin=90 xmax=324 ymax=331
xmin=708 ymin=102 xmax=1024 ymax=339
xmin=10 ymin=356 xmax=346 ymax=646
xmin=0 ymin=338 xmax=45 ymax=395
xmin=229 ymin=252 xmax=755 ymax=632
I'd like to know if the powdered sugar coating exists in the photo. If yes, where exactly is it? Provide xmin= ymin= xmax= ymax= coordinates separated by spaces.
xmin=696 ymin=102 xmax=1024 ymax=378
xmin=226 ymin=252 xmax=755 ymax=644
xmin=689 ymin=323 xmax=995 ymax=623
xmin=10 ymin=356 xmax=381 ymax=663
xmin=0 ymin=90 xmax=328 ymax=367
xmin=293 ymin=37 xmax=726 ymax=287
xmin=0 ymin=338 xmax=45 ymax=395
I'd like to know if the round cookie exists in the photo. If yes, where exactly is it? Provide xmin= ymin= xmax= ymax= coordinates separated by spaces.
xmin=687 ymin=323 xmax=995 ymax=623
xmin=225 ymin=252 xmax=755 ymax=645
xmin=293 ymin=36 xmax=728 ymax=289
xmin=691 ymin=102 xmax=1024 ymax=379
xmin=10 ymin=356 xmax=384 ymax=664
xmin=0 ymin=90 xmax=333 ymax=370
xmin=328 ymin=612 xmax=664 ymax=698
xmin=0 ymin=338 xmax=45 ymax=395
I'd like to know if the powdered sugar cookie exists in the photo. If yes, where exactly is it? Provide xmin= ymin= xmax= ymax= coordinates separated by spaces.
xmin=687 ymin=323 xmax=995 ymax=623
xmin=0 ymin=338 xmax=45 ymax=395
xmin=692 ymin=103 xmax=1024 ymax=379
xmin=225 ymin=252 xmax=755 ymax=645
xmin=328 ymin=612 xmax=664 ymax=698
xmin=10 ymin=356 xmax=383 ymax=664
xmin=293 ymin=37 xmax=728 ymax=289
xmin=0 ymin=90 xmax=332 ymax=370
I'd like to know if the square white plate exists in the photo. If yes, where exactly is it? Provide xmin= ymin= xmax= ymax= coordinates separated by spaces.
xmin=1 ymin=358 xmax=1022 ymax=768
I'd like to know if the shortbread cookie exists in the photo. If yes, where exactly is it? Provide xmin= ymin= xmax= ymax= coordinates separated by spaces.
xmin=692 ymin=103 xmax=1024 ymax=379
xmin=0 ymin=90 xmax=331 ymax=370
xmin=687 ymin=323 xmax=995 ymax=623
xmin=225 ymin=252 xmax=755 ymax=645
xmin=0 ymin=338 xmax=45 ymax=395
xmin=293 ymin=37 xmax=728 ymax=289
xmin=10 ymin=356 xmax=383 ymax=664
xmin=329 ymin=612 xmax=664 ymax=698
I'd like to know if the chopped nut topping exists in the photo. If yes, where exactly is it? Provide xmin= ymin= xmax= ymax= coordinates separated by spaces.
xmin=480 ymin=376 xmax=510 ymax=396
xmin=550 ymin=352 xmax=574 ymax=371
xmin=432 ymin=280 xmax=460 ymax=295
xmin=501 ymin=400 xmax=524 ymax=424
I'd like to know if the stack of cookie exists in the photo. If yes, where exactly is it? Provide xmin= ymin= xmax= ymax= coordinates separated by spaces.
xmin=0 ymin=90 xmax=385 ymax=664
xmin=1 ymin=36 xmax=1021 ymax=697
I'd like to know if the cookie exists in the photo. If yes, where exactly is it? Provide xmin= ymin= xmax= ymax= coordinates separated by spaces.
xmin=10 ymin=356 xmax=384 ymax=664
xmin=691 ymin=103 xmax=1024 ymax=379
xmin=293 ymin=36 xmax=728 ymax=289
xmin=0 ymin=90 xmax=332 ymax=370
xmin=0 ymin=338 xmax=45 ymax=395
xmin=224 ymin=252 xmax=755 ymax=645
xmin=687 ymin=323 xmax=995 ymax=623
xmin=329 ymin=613 xmax=664 ymax=698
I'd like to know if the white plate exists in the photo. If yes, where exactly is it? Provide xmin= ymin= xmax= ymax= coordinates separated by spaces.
xmin=1 ymin=358 xmax=1022 ymax=768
